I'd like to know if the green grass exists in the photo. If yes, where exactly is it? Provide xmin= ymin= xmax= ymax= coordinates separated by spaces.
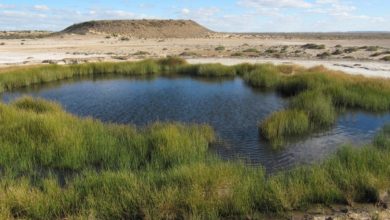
xmin=243 ymin=64 xmax=281 ymax=89
xmin=260 ymin=109 xmax=309 ymax=147
xmin=290 ymin=90 xmax=336 ymax=127
xmin=0 ymin=98 xmax=389 ymax=218
xmin=176 ymin=63 xmax=236 ymax=77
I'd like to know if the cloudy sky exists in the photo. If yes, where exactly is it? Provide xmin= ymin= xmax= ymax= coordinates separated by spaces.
xmin=0 ymin=0 xmax=389 ymax=32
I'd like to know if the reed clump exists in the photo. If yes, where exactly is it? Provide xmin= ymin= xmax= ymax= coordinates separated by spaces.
xmin=290 ymin=90 xmax=336 ymax=127
xmin=260 ymin=109 xmax=309 ymax=146
xmin=243 ymin=64 xmax=281 ymax=89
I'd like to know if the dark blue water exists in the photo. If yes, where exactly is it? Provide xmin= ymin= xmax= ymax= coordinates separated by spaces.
xmin=2 ymin=76 xmax=390 ymax=172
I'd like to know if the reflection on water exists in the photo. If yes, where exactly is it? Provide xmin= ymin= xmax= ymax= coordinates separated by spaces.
xmin=2 ymin=76 xmax=390 ymax=172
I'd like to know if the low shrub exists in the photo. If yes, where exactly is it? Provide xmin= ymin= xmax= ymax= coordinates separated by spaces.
xmin=243 ymin=48 xmax=259 ymax=53
xmin=215 ymin=46 xmax=225 ymax=51
xmin=343 ymin=47 xmax=358 ymax=53
xmin=231 ymin=52 xmax=243 ymax=57
xmin=133 ymin=51 xmax=150 ymax=56
xmin=302 ymin=44 xmax=325 ymax=50
xmin=382 ymin=56 xmax=390 ymax=62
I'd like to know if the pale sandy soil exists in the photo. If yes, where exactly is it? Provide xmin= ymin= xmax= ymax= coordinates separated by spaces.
xmin=0 ymin=34 xmax=389 ymax=78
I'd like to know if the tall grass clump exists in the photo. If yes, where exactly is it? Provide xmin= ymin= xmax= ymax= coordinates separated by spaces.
xmin=243 ymin=64 xmax=281 ymax=89
xmin=290 ymin=90 xmax=336 ymax=127
xmin=260 ymin=109 xmax=309 ymax=147
xmin=197 ymin=64 xmax=236 ymax=77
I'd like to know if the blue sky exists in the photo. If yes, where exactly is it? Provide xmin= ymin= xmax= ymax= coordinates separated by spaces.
xmin=0 ymin=0 xmax=389 ymax=32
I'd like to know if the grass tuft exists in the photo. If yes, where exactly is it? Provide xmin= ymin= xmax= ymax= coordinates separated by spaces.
xmin=243 ymin=64 xmax=281 ymax=89
xmin=11 ymin=96 xmax=62 ymax=114
xmin=290 ymin=90 xmax=336 ymax=127
xmin=260 ymin=109 xmax=309 ymax=146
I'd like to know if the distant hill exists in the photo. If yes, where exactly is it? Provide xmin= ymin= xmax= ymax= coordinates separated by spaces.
xmin=60 ymin=19 xmax=213 ymax=38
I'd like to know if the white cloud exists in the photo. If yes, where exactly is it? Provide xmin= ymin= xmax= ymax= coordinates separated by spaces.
xmin=181 ymin=8 xmax=190 ymax=15
xmin=0 ymin=4 xmax=15 ymax=9
xmin=238 ymin=0 xmax=312 ymax=9
xmin=33 ymin=5 xmax=49 ymax=11
xmin=179 ymin=7 xmax=220 ymax=20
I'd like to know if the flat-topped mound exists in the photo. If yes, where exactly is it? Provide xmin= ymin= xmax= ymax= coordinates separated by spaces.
xmin=60 ymin=19 xmax=213 ymax=38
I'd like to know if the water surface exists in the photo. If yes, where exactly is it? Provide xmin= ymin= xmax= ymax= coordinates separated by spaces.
xmin=2 ymin=76 xmax=389 ymax=172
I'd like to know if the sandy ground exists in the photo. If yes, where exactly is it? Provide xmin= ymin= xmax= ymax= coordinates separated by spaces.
xmin=0 ymin=34 xmax=389 ymax=78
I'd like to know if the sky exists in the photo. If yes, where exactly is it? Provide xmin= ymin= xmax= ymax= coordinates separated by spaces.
xmin=0 ymin=0 xmax=389 ymax=32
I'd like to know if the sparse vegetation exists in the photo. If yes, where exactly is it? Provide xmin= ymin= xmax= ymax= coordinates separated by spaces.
xmin=0 ymin=42 xmax=4 ymax=45
xmin=133 ymin=51 xmax=150 ymax=56
xmin=370 ymin=51 xmax=390 ymax=57
xmin=382 ymin=56 xmax=390 ymax=61
xmin=243 ymin=48 xmax=259 ymax=53
xmin=215 ymin=45 xmax=225 ymax=51
xmin=231 ymin=52 xmax=243 ymax=57
xmin=302 ymin=44 xmax=325 ymax=50
xmin=343 ymin=47 xmax=359 ymax=53
xmin=120 ymin=36 xmax=130 ymax=41
xmin=179 ymin=51 xmax=198 ymax=57
xmin=362 ymin=46 xmax=380 ymax=51
xmin=265 ymin=49 xmax=278 ymax=53
xmin=332 ymin=49 xmax=343 ymax=55
xmin=317 ymin=52 xmax=331 ymax=59
xmin=61 ymin=20 xmax=211 ymax=38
